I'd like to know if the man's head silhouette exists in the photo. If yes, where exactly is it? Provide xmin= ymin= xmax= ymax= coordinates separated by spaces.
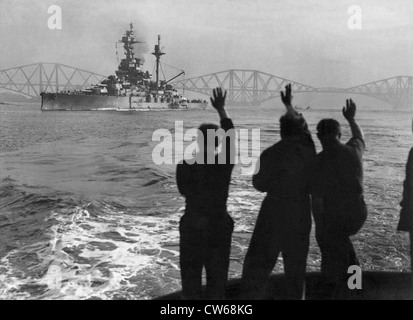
xmin=316 ymin=119 xmax=342 ymax=147
xmin=279 ymin=114 xmax=309 ymax=139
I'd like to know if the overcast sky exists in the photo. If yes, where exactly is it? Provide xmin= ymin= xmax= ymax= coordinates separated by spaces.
xmin=1 ymin=0 xmax=413 ymax=89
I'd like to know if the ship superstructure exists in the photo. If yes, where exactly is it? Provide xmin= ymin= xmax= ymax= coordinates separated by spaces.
xmin=41 ymin=24 xmax=207 ymax=111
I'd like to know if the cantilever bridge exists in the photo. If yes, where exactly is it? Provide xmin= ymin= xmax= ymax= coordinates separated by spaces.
xmin=173 ymin=70 xmax=413 ymax=109
xmin=0 ymin=63 xmax=106 ymax=98
xmin=0 ymin=63 xmax=412 ymax=109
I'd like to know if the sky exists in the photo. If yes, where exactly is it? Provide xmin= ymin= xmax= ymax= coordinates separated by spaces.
xmin=1 ymin=0 xmax=413 ymax=89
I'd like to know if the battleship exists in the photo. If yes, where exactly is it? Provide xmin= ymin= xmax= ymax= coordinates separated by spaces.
xmin=41 ymin=24 xmax=208 ymax=111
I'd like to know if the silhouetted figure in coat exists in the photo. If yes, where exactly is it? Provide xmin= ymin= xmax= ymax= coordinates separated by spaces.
xmin=311 ymin=99 xmax=367 ymax=298
xmin=177 ymin=88 xmax=236 ymax=300
xmin=241 ymin=84 xmax=316 ymax=300
xmin=398 ymin=121 xmax=413 ymax=275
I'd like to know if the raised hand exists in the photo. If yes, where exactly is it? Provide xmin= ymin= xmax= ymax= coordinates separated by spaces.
xmin=210 ymin=88 xmax=227 ymax=111
xmin=343 ymin=99 xmax=357 ymax=122
xmin=343 ymin=98 xmax=364 ymax=140
xmin=281 ymin=84 xmax=293 ymax=107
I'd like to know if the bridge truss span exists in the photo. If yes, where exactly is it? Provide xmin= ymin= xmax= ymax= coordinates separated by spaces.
xmin=174 ymin=70 xmax=413 ymax=109
xmin=1 ymin=63 xmax=412 ymax=110
xmin=173 ymin=69 xmax=315 ymax=106
xmin=0 ymin=63 xmax=106 ymax=98
xmin=345 ymin=76 xmax=413 ymax=110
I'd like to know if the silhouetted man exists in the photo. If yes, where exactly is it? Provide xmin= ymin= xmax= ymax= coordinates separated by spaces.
xmin=311 ymin=99 xmax=367 ymax=297
xmin=398 ymin=123 xmax=413 ymax=274
xmin=241 ymin=84 xmax=316 ymax=300
xmin=176 ymin=88 xmax=235 ymax=300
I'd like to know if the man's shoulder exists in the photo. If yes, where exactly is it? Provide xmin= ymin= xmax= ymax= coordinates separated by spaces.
xmin=346 ymin=136 xmax=365 ymax=150
xmin=263 ymin=140 xmax=313 ymax=162
xmin=262 ymin=142 xmax=284 ymax=156
xmin=276 ymin=138 xmax=315 ymax=153
xmin=178 ymin=158 xmax=197 ymax=168
xmin=316 ymin=147 xmax=338 ymax=161
xmin=405 ymin=147 xmax=413 ymax=164
xmin=220 ymin=118 xmax=234 ymax=130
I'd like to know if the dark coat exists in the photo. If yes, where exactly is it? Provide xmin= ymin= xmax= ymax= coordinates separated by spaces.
xmin=399 ymin=148 xmax=413 ymax=232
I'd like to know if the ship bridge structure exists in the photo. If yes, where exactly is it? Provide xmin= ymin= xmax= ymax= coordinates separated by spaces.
xmin=1 ymin=63 xmax=412 ymax=110
xmin=0 ymin=63 xmax=106 ymax=98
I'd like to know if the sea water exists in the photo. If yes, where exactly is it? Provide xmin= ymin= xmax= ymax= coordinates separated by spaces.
xmin=0 ymin=103 xmax=411 ymax=300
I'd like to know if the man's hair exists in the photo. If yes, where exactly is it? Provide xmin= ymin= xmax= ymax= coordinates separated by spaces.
xmin=280 ymin=114 xmax=308 ymax=138
xmin=198 ymin=123 xmax=220 ymax=148
xmin=317 ymin=119 xmax=341 ymax=137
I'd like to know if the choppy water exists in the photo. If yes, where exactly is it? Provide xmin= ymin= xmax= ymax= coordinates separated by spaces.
xmin=0 ymin=102 xmax=412 ymax=300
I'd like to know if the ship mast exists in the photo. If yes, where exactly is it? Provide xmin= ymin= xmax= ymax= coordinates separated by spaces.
xmin=124 ymin=23 xmax=139 ymax=63
xmin=152 ymin=35 xmax=165 ymax=101
xmin=116 ymin=23 xmax=145 ymax=85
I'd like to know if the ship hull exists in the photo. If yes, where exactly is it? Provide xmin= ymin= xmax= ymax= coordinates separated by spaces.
xmin=41 ymin=93 xmax=207 ymax=111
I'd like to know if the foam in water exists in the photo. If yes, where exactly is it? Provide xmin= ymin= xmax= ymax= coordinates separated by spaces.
xmin=0 ymin=202 xmax=182 ymax=300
